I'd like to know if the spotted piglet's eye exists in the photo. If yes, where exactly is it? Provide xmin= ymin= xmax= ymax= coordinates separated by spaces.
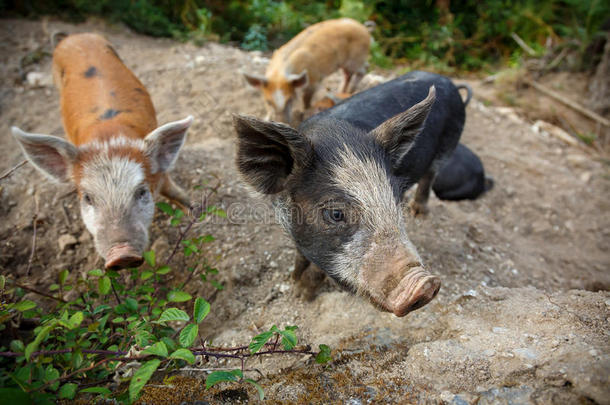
xmin=83 ymin=193 xmax=93 ymax=206
xmin=135 ymin=187 xmax=148 ymax=201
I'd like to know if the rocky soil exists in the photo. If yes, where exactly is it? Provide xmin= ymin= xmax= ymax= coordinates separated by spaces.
xmin=0 ymin=18 xmax=608 ymax=404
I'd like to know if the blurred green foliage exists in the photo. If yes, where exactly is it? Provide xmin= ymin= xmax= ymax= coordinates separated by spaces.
xmin=1 ymin=0 xmax=608 ymax=71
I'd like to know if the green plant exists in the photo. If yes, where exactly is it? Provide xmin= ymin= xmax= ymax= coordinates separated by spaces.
xmin=0 ymin=191 xmax=331 ymax=403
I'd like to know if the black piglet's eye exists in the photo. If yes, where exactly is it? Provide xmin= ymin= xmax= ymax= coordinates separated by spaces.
xmin=324 ymin=208 xmax=345 ymax=223
xmin=83 ymin=193 xmax=93 ymax=205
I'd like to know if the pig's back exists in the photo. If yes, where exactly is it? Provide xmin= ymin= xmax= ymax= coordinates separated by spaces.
xmin=302 ymin=71 xmax=465 ymax=182
xmin=272 ymin=18 xmax=370 ymax=79
xmin=53 ymin=33 xmax=157 ymax=145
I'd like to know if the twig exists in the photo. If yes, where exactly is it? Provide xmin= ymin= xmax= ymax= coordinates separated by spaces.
xmin=544 ymin=47 xmax=568 ymax=72
xmin=511 ymin=32 xmax=537 ymax=56
xmin=111 ymin=283 xmax=122 ymax=305
xmin=166 ymin=219 xmax=196 ymax=265
xmin=164 ymin=180 xmax=221 ymax=266
xmin=0 ymin=160 xmax=27 ymax=182
xmin=524 ymin=78 xmax=610 ymax=127
xmin=25 ymin=192 xmax=40 ymax=276
xmin=8 ymin=281 xmax=68 ymax=304
xmin=0 ymin=345 xmax=318 ymax=361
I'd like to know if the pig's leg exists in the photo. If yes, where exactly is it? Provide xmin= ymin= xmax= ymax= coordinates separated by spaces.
xmin=346 ymin=65 xmax=366 ymax=93
xmin=292 ymin=250 xmax=326 ymax=301
xmin=302 ymin=85 xmax=316 ymax=110
xmin=292 ymin=250 xmax=311 ymax=281
xmin=409 ymin=170 xmax=436 ymax=216
xmin=161 ymin=174 xmax=191 ymax=210
xmin=340 ymin=69 xmax=353 ymax=93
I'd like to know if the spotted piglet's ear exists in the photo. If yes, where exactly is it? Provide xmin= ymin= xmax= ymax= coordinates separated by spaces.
xmin=144 ymin=116 xmax=193 ymax=173
xmin=12 ymin=127 xmax=78 ymax=183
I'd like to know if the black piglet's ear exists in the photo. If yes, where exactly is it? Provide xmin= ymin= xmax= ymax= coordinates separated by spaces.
xmin=233 ymin=115 xmax=313 ymax=194
xmin=371 ymin=85 xmax=436 ymax=168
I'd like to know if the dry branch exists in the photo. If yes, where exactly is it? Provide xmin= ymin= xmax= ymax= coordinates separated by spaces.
xmin=524 ymin=78 xmax=610 ymax=127
xmin=511 ymin=32 xmax=537 ymax=56
xmin=0 ymin=160 xmax=27 ymax=182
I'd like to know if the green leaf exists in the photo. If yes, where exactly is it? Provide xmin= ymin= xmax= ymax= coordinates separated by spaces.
xmin=129 ymin=359 xmax=161 ymax=403
xmin=0 ymin=388 xmax=30 ymax=403
xmin=167 ymin=290 xmax=192 ymax=303
xmin=80 ymin=386 xmax=112 ymax=396
xmin=13 ymin=300 xmax=36 ymax=312
xmin=179 ymin=324 xmax=198 ymax=348
xmin=170 ymin=218 xmax=181 ymax=226
xmin=157 ymin=308 xmax=189 ymax=323
xmin=88 ymin=269 xmax=104 ymax=277
xmin=72 ymin=351 xmax=83 ymax=368
xmin=143 ymin=251 xmax=155 ymax=267
xmin=25 ymin=321 xmax=57 ymax=360
xmin=249 ymin=330 xmax=274 ymax=354
xmin=125 ymin=298 xmax=138 ymax=313
xmin=10 ymin=340 xmax=25 ymax=353
xmin=93 ymin=304 xmax=111 ymax=315
xmin=140 ymin=271 xmax=154 ymax=281
xmin=193 ymin=297 xmax=210 ymax=324
xmin=69 ymin=311 xmax=84 ymax=328
xmin=59 ymin=383 xmax=78 ymax=399
xmin=169 ymin=348 xmax=195 ymax=364
xmin=44 ymin=365 xmax=60 ymax=391
xmin=0 ymin=275 xmax=4 ymax=290
xmin=157 ymin=201 xmax=174 ymax=215
xmin=98 ymin=276 xmax=111 ymax=295
xmin=315 ymin=344 xmax=332 ymax=364
xmin=161 ymin=337 xmax=177 ymax=352
xmin=205 ymin=369 xmax=242 ymax=389
xmin=142 ymin=341 xmax=168 ymax=357
xmin=244 ymin=378 xmax=265 ymax=400
xmin=58 ymin=269 xmax=69 ymax=285
xmin=279 ymin=326 xmax=298 ymax=350
xmin=156 ymin=265 xmax=171 ymax=275
xmin=173 ymin=209 xmax=184 ymax=220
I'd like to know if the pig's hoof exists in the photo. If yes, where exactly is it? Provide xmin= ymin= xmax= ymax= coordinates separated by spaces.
xmin=409 ymin=200 xmax=429 ymax=217
xmin=293 ymin=282 xmax=319 ymax=302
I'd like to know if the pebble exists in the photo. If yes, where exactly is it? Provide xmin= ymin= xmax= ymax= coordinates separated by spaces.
xmin=26 ymin=71 xmax=52 ymax=87
xmin=492 ymin=327 xmax=509 ymax=334
xmin=57 ymin=234 xmax=77 ymax=252
xmin=513 ymin=347 xmax=537 ymax=360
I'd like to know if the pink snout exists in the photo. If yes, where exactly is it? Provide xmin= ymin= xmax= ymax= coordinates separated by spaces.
xmin=385 ymin=267 xmax=441 ymax=317
xmin=104 ymin=244 xmax=144 ymax=271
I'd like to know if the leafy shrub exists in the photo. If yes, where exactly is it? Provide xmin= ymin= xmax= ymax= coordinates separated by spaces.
xmin=0 ymin=199 xmax=331 ymax=403
xmin=1 ymin=0 xmax=607 ymax=70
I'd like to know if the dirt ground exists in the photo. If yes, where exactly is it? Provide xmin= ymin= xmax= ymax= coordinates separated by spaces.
xmin=0 ymin=18 xmax=609 ymax=404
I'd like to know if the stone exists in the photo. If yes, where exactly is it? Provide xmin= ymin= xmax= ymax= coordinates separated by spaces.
xmin=57 ymin=234 xmax=77 ymax=252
